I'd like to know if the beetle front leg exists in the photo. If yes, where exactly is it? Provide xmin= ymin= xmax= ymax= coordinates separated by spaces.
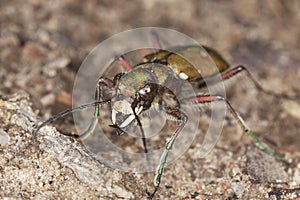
xmin=147 ymin=111 xmax=188 ymax=199
xmin=34 ymin=78 xmax=115 ymax=139
xmin=33 ymin=100 xmax=111 ymax=138
xmin=75 ymin=77 xmax=115 ymax=140
xmin=183 ymin=94 xmax=281 ymax=161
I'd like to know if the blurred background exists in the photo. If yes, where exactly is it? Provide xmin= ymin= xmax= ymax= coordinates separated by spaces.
xmin=1 ymin=0 xmax=299 ymax=199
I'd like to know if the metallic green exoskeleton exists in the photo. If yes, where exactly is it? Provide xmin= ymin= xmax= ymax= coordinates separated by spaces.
xmin=144 ymin=45 xmax=230 ymax=80
xmin=112 ymin=63 xmax=183 ymax=132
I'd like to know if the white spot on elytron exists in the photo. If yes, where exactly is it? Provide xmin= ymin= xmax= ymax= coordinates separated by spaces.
xmin=179 ymin=72 xmax=189 ymax=80
xmin=120 ymin=114 xmax=136 ymax=128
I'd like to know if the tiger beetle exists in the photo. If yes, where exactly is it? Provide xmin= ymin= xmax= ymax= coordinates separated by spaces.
xmin=34 ymin=32 xmax=298 ymax=199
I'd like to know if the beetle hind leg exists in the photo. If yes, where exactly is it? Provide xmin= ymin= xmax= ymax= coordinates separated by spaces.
xmin=183 ymin=94 xmax=281 ymax=161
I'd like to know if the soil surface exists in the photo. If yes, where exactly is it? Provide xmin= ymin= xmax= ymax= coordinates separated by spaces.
xmin=1 ymin=1 xmax=300 ymax=199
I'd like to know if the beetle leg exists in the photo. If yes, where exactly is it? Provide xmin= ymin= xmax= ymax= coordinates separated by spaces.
xmin=34 ymin=78 xmax=114 ymax=139
xmin=95 ymin=77 xmax=114 ymax=112
xmin=183 ymin=94 xmax=281 ymax=161
xmin=147 ymin=109 xmax=188 ymax=198
xmin=75 ymin=77 xmax=115 ymax=140
xmin=222 ymin=65 xmax=289 ymax=98
xmin=150 ymin=31 xmax=162 ymax=51
xmin=33 ymin=100 xmax=111 ymax=138
xmin=199 ymin=65 xmax=298 ymax=100
xmin=118 ymin=55 xmax=133 ymax=71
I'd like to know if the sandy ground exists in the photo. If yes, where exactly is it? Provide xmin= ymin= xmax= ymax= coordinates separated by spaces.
xmin=1 ymin=0 xmax=300 ymax=199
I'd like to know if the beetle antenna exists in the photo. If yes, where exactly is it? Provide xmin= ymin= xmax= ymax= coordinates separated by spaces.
xmin=33 ymin=100 xmax=110 ymax=138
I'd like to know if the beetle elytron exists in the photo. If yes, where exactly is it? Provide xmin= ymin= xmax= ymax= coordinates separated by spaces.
xmin=34 ymin=33 xmax=297 ymax=198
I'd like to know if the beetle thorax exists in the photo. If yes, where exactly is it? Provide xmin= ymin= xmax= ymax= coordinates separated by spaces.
xmin=110 ymin=63 xmax=182 ymax=133
xmin=111 ymin=67 xmax=156 ymax=132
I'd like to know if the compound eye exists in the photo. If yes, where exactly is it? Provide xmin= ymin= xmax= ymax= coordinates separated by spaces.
xmin=138 ymin=85 xmax=151 ymax=95
xmin=137 ymin=84 xmax=157 ymax=102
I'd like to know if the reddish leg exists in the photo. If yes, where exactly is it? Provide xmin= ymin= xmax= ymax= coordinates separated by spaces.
xmin=150 ymin=31 xmax=163 ymax=51
xmin=118 ymin=55 xmax=133 ymax=71
xmin=183 ymin=94 xmax=281 ymax=160
xmin=204 ymin=65 xmax=298 ymax=100
xmin=221 ymin=65 xmax=273 ymax=95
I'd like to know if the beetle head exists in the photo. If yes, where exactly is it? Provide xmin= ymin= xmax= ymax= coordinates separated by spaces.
xmin=111 ymin=83 xmax=157 ymax=134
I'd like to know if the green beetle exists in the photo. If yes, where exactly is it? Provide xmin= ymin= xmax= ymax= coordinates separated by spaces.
xmin=34 ymin=39 xmax=296 ymax=199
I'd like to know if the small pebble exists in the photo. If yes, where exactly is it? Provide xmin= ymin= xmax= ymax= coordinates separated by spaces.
xmin=232 ymin=182 xmax=245 ymax=198
xmin=57 ymin=90 xmax=72 ymax=106
xmin=0 ymin=129 xmax=10 ymax=146
xmin=282 ymin=100 xmax=300 ymax=120
xmin=40 ymin=93 xmax=55 ymax=106
xmin=42 ymin=57 xmax=70 ymax=77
